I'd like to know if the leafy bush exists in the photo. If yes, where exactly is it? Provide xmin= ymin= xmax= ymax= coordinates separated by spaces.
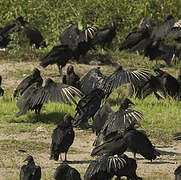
xmin=1 ymin=0 xmax=181 ymax=60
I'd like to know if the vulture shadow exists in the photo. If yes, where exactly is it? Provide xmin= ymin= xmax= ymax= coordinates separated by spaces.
xmin=27 ymin=112 xmax=66 ymax=124
xmin=55 ymin=160 xmax=95 ymax=165
xmin=173 ymin=132 xmax=181 ymax=140
xmin=155 ymin=148 xmax=181 ymax=156
xmin=80 ymin=52 xmax=116 ymax=65
xmin=144 ymin=161 xmax=175 ymax=165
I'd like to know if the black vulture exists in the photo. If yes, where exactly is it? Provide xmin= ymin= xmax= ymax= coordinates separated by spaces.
xmin=62 ymin=65 xmax=80 ymax=88
xmin=13 ymin=68 xmax=43 ymax=98
xmin=119 ymin=26 xmax=152 ymax=52
xmin=0 ymin=23 xmax=20 ymax=48
xmin=143 ymin=40 xmax=177 ymax=66
xmin=77 ymin=66 xmax=152 ymax=97
xmin=91 ymin=128 xmax=160 ymax=161
xmin=92 ymin=102 xmax=113 ymax=135
xmin=123 ymin=128 xmax=160 ymax=161
xmin=91 ymin=17 xmax=122 ymax=50
xmin=0 ymin=75 xmax=4 ymax=96
xmin=119 ymin=16 xmax=155 ymax=52
xmin=93 ymin=98 xmax=143 ymax=146
xmin=40 ymin=45 xmax=76 ymax=76
xmin=120 ymin=15 xmax=181 ymax=65
xmin=139 ymin=16 xmax=156 ymax=30
xmin=128 ymin=74 xmax=165 ymax=100
xmin=60 ymin=22 xmax=97 ymax=59
xmin=16 ymin=16 xmax=46 ymax=49
xmin=91 ymin=133 xmax=128 ymax=156
xmin=85 ymin=154 xmax=142 ymax=180
xmin=174 ymin=165 xmax=181 ymax=180
xmin=20 ymin=155 xmax=41 ymax=180
xmin=50 ymin=114 xmax=75 ymax=162
xmin=129 ymin=68 xmax=181 ymax=99
xmin=147 ymin=15 xmax=178 ymax=42
xmin=54 ymin=162 xmax=81 ymax=180
xmin=72 ymin=88 xmax=105 ymax=129
xmin=16 ymin=78 xmax=83 ymax=117
xmin=178 ymin=67 xmax=181 ymax=86
xmin=154 ymin=68 xmax=181 ymax=98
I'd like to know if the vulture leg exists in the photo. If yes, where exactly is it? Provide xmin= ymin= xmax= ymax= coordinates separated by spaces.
xmin=133 ymin=152 xmax=137 ymax=160
xmin=59 ymin=154 xmax=63 ymax=162
xmin=64 ymin=152 xmax=67 ymax=162
xmin=57 ymin=64 xmax=62 ymax=76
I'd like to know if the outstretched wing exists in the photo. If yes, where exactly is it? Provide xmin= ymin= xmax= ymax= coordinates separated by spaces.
xmin=77 ymin=67 xmax=105 ymax=95
xmin=98 ymin=67 xmax=152 ymax=95
xmin=16 ymin=82 xmax=39 ymax=117
xmin=60 ymin=23 xmax=80 ymax=50
xmin=94 ymin=108 xmax=143 ymax=146
xmin=91 ymin=133 xmax=127 ymax=156
xmin=84 ymin=154 xmax=126 ymax=180
xmin=29 ymin=80 xmax=83 ymax=107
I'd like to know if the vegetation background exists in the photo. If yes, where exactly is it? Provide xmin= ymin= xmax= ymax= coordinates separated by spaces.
xmin=1 ymin=0 xmax=181 ymax=58
xmin=1 ymin=1 xmax=181 ymax=179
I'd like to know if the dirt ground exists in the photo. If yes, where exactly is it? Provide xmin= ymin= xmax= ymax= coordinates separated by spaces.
xmin=0 ymin=126 xmax=181 ymax=180
xmin=0 ymin=60 xmax=181 ymax=180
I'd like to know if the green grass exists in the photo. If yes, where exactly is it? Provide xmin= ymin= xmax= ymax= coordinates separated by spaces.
xmin=0 ymin=83 xmax=181 ymax=143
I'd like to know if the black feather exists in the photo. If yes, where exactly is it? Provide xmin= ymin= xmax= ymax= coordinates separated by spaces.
xmin=16 ymin=16 xmax=46 ymax=49
xmin=20 ymin=155 xmax=41 ymax=180
xmin=16 ymin=79 xmax=83 ymax=117
xmin=14 ymin=68 xmax=43 ymax=98
xmin=54 ymin=162 xmax=81 ymax=180
xmin=50 ymin=114 xmax=75 ymax=161
xmin=73 ymin=88 xmax=105 ymax=129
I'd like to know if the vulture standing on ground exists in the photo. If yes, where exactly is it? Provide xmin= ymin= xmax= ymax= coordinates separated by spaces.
xmin=129 ymin=73 xmax=165 ymax=100
xmin=91 ymin=17 xmax=122 ymax=50
xmin=16 ymin=16 xmax=46 ymax=49
xmin=93 ymin=98 xmax=143 ymax=146
xmin=40 ymin=45 xmax=76 ymax=76
xmin=54 ymin=162 xmax=81 ymax=180
xmin=84 ymin=154 xmax=142 ymax=180
xmin=77 ymin=66 xmax=152 ymax=97
xmin=73 ymin=88 xmax=105 ymax=129
xmin=50 ymin=114 xmax=75 ymax=162
xmin=129 ymin=67 xmax=181 ymax=99
xmin=62 ymin=65 xmax=80 ymax=88
xmin=91 ymin=128 xmax=160 ymax=161
xmin=16 ymin=78 xmax=83 ymax=117
xmin=20 ymin=155 xmax=41 ymax=180
xmin=153 ymin=68 xmax=181 ymax=98
xmin=13 ymin=68 xmax=43 ymax=98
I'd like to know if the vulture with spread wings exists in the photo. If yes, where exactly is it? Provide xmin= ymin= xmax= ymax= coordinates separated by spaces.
xmin=93 ymin=98 xmax=143 ymax=146
xmin=16 ymin=78 xmax=83 ymax=118
xmin=77 ymin=66 xmax=152 ymax=97
xmin=60 ymin=22 xmax=97 ymax=59
xmin=13 ymin=68 xmax=43 ymax=98
xmin=84 ymin=154 xmax=141 ymax=180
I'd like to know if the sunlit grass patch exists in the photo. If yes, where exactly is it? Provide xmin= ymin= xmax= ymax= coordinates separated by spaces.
xmin=0 ymin=139 xmax=49 ymax=153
